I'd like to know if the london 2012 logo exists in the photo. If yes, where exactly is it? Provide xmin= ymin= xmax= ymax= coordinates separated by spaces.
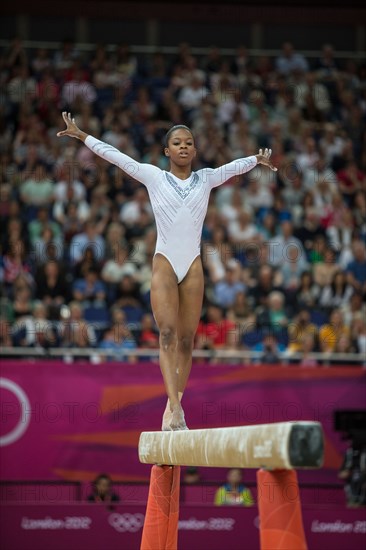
xmin=108 ymin=513 xmax=145 ymax=533
xmin=0 ymin=378 xmax=31 ymax=447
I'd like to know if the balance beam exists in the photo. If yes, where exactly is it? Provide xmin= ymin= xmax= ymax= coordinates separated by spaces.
xmin=139 ymin=421 xmax=323 ymax=470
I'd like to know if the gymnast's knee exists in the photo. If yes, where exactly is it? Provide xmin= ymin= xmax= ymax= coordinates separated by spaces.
xmin=160 ymin=326 xmax=177 ymax=349
xmin=178 ymin=333 xmax=195 ymax=354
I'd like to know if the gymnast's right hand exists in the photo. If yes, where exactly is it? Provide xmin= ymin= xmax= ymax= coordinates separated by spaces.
xmin=57 ymin=111 xmax=82 ymax=139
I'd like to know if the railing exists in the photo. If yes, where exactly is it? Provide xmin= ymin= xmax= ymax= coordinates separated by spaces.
xmin=0 ymin=346 xmax=364 ymax=365
xmin=0 ymin=39 xmax=365 ymax=59
xmin=0 ymin=479 xmax=346 ymax=505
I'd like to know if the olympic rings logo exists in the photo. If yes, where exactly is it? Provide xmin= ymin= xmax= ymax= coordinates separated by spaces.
xmin=108 ymin=513 xmax=145 ymax=533
xmin=0 ymin=378 xmax=31 ymax=447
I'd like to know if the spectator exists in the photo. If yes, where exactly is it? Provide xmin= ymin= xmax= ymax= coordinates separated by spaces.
xmin=33 ymin=226 xmax=64 ymax=264
xmin=54 ymin=39 xmax=79 ymax=71
xmin=53 ymin=193 xmax=90 ymax=230
xmin=214 ymin=469 xmax=254 ymax=506
xmin=120 ymin=187 xmax=153 ymax=232
xmin=178 ymin=72 xmax=209 ymax=120
xmin=99 ymin=324 xmax=137 ymax=362
xmin=54 ymin=164 xmax=86 ymax=203
xmin=183 ymin=467 xmax=201 ymax=485
xmin=114 ymin=43 xmax=138 ymax=78
xmin=2 ymin=239 xmax=32 ymax=291
xmin=11 ymin=275 xmax=34 ymax=321
xmin=59 ymin=301 xmax=96 ymax=349
xmin=13 ymin=301 xmax=56 ymax=348
xmin=62 ymin=68 xmax=97 ymax=106
xmin=296 ymin=137 xmax=320 ymax=172
xmin=294 ymin=271 xmax=320 ymax=311
xmin=257 ymin=290 xmax=289 ymax=343
xmin=313 ymin=246 xmax=340 ymax=288
xmin=196 ymin=304 xmax=235 ymax=350
xmin=227 ymin=291 xmax=255 ymax=325
xmin=28 ymin=206 xmax=61 ymax=248
xmin=73 ymin=246 xmax=101 ymax=279
xmin=319 ymin=123 xmax=345 ymax=165
xmin=228 ymin=209 xmax=261 ymax=245
xmin=70 ymin=221 xmax=105 ymax=264
xmin=341 ymin=292 xmax=366 ymax=328
xmin=35 ymin=260 xmax=69 ymax=307
xmin=319 ymin=309 xmax=350 ymax=353
xmin=337 ymin=160 xmax=364 ymax=207
xmin=268 ymin=221 xmax=306 ymax=268
xmin=298 ymin=333 xmax=318 ymax=368
xmin=338 ymin=444 xmax=366 ymax=507
xmin=258 ymin=211 xmax=277 ymax=241
xmin=115 ymin=275 xmax=143 ymax=310
xmin=350 ymin=314 xmax=366 ymax=356
xmin=31 ymin=47 xmax=51 ymax=75
xmin=346 ymin=240 xmax=366 ymax=294
xmin=139 ymin=313 xmax=159 ymax=348
xmin=294 ymin=72 xmax=331 ymax=115
xmin=248 ymin=264 xmax=280 ymax=309
xmin=275 ymin=42 xmax=308 ymax=76
xmin=295 ymin=208 xmax=326 ymax=258
xmin=73 ymin=267 xmax=106 ymax=306
xmin=101 ymin=246 xmax=137 ymax=284
xmin=104 ymin=222 xmax=128 ymax=261
xmin=20 ymin=162 xmax=54 ymax=208
xmin=353 ymin=191 xmax=366 ymax=232
xmin=7 ymin=65 xmax=37 ymax=108
xmin=315 ymin=44 xmax=339 ymax=77
xmin=253 ymin=332 xmax=284 ymax=365
xmin=309 ymin=235 xmax=327 ymax=265
xmin=333 ymin=334 xmax=356 ymax=356
xmin=280 ymin=244 xmax=309 ymax=294
xmin=219 ymin=186 xmax=245 ymax=223
xmin=319 ymin=271 xmax=354 ymax=311
xmin=0 ymin=318 xmax=13 ymax=348
xmin=214 ymin=259 xmax=246 ymax=309
xmin=87 ymin=474 xmax=120 ymax=503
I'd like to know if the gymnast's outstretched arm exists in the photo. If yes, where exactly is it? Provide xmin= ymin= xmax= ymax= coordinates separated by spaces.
xmin=202 ymin=148 xmax=277 ymax=189
xmin=57 ymin=111 xmax=161 ymax=186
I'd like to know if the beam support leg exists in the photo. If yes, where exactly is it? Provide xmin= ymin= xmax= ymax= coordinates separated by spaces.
xmin=257 ymin=469 xmax=308 ymax=550
xmin=141 ymin=465 xmax=181 ymax=550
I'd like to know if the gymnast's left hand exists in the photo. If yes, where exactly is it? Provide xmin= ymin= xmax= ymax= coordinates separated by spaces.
xmin=57 ymin=111 xmax=83 ymax=140
xmin=256 ymin=148 xmax=278 ymax=171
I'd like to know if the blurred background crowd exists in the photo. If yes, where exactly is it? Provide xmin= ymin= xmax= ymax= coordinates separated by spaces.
xmin=0 ymin=38 xmax=365 ymax=363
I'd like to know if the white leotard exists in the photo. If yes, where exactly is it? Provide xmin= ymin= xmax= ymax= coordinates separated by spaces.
xmin=85 ymin=136 xmax=257 ymax=283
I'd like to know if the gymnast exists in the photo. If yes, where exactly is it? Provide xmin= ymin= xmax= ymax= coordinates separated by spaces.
xmin=57 ymin=112 xmax=277 ymax=430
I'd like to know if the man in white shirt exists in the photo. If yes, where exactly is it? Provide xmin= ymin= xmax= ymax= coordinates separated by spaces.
xmin=275 ymin=42 xmax=309 ymax=76
xmin=70 ymin=221 xmax=105 ymax=264
xmin=268 ymin=220 xmax=306 ymax=267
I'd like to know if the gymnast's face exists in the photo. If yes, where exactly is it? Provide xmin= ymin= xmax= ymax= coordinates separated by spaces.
xmin=165 ymin=129 xmax=196 ymax=167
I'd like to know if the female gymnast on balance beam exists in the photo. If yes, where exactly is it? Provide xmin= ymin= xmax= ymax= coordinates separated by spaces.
xmin=57 ymin=111 xmax=277 ymax=431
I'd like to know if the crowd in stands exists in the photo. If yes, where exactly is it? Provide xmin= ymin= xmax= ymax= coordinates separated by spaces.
xmin=0 ymin=38 xmax=365 ymax=363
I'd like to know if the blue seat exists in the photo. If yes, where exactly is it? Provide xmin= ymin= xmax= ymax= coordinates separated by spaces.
xmin=83 ymin=306 xmax=111 ymax=328
xmin=122 ymin=305 xmax=144 ymax=325
xmin=310 ymin=310 xmax=329 ymax=327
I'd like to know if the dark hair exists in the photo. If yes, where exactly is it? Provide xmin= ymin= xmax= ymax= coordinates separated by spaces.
xmin=94 ymin=473 xmax=111 ymax=485
xmin=164 ymin=125 xmax=194 ymax=147
xmin=331 ymin=270 xmax=346 ymax=294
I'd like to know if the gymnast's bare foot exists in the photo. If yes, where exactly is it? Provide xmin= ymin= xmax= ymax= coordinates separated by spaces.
xmin=163 ymin=404 xmax=188 ymax=431
xmin=162 ymin=407 xmax=172 ymax=431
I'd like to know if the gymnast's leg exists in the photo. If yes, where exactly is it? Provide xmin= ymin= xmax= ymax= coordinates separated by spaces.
xmin=151 ymin=254 xmax=186 ymax=430
xmin=162 ymin=257 xmax=204 ymax=429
